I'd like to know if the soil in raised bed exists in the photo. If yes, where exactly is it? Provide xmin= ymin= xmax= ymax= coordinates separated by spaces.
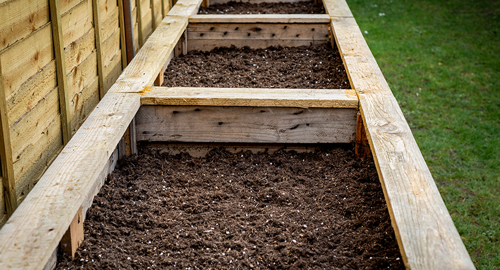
xmin=163 ymin=43 xmax=350 ymax=89
xmin=56 ymin=147 xmax=404 ymax=269
xmin=198 ymin=1 xmax=325 ymax=14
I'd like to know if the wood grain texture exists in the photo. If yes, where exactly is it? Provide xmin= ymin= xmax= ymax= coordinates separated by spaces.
xmin=0 ymin=92 xmax=140 ymax=270
xmin=141 ymin=87 xmax=358 ymax=108
xmin=167 ymin=0 xmax=203 ymax=18
xmin=331 ymin=16 xmax=475 ymax=269
xmin=92 ymin=0 xmax=106 ymax=99
xmin=49 ymin=0 xmax=72 ymax=145
xmin=109 ymin=15 xmax=187 ymax=93
xmin=136 ymin=105 xmax=357 ymax=143
xmin=187 ymin=22 xmax=329 ymax=41
xmin=209 ymin=0 xmax=306 ymax=4
xmin=322 ymin=0 xmax=352 ymax=18
xmin=188 ymin=39 xmax=327 ymax=51
xmin=0 ymin=60 xmax=17 ymax=216
xmin=189 ymin=14 xmax=331 ymax=24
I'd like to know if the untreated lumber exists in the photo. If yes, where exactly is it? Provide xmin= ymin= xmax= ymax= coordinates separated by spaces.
xmin=322 ymin=0 xmax=353 ymax=18
xmin=60 ymin=207 xmax=84 ymax=259
xmin=140 ymin=87 xmax=358 ymax=108
xmin=92 ymin=0 xmax=106 ymax=99
xmin=0 ymin=61 xmax=17 ymax=216
xmin=329 ymin=15 xmax=475 ymax=269
xmin=355 ymin=112 xmax=371 ymax=158
xmin=136 ymin=105 xmax=357 ymax=143
xmin=167 ymin=0 xmax=203 ymax=17
xmin=118 ymin=0 xmax=129 ymax=69
xmin=189 ymin=14 xmax=330 ymax=24
xmin=136 ymin=0 xmax=144 ymax=47
xmin=49 ymin=0 xmax=72 ymax=145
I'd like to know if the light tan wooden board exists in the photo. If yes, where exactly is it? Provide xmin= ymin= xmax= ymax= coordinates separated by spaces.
xmin=331 ymin=17 xmax=475 ymax=269
xmin=136 ymin=105 xmax=357 ymax=143
xmin=0 ymin=0 xmax=84 ymax=52
xmin=322 ymin=0 xmax=352 ymax=18
xmin=110 ymin=15 xmax=188 ymax=93
xmin=167 ymin=0 xmax=203 ymax=17
xmin=209 ymin=0 xmax=307 ymax=4
xmin=141 ymin=87 xmax=358 ymax=108
xmin=187 ymin=22 xmax=329 ymax=41
xmin=189 ymin=14 xmax=331 ymax=24
xmin=0 ymin=93 xmax=140 ymax=270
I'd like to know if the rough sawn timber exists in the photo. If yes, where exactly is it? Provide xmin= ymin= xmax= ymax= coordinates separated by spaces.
xmin=189 ymin=14 xmax=331 ymax=24
xmin=330 ymin=16 xmax=475 ymax=270
xmin=141 ymin=87 xmax=358 ymax=108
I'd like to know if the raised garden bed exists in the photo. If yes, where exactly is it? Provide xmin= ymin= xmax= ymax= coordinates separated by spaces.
xmin=0 ymin=0 xmax=475 ymax=269
xmin=163 ymin=43 xmax=349 ymax=89
xmin=56 ymin=146 xmax=404 ymax=269
xmin=198 ymin=0 xmax=325 ymax=14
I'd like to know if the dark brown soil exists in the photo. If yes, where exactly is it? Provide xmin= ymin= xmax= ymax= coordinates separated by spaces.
xmin=163 ymin=43 xmax=350 ymax=89
xmin=198 ymin=1 xmax=325 ymax=14
xmin=57 ymin=147 xmax=404 ymax=269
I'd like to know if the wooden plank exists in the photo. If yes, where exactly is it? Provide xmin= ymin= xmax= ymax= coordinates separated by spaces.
xmin=136 ymin=105 xmax=357 ymax=143
xmin=188 ymin=39 xmax=327 ymax=51
xmin=92 ymin=0 xmax=106 ymax=99
xmin=123 ymin=0 xmax=136 ymax=63
xmin=141 ymin=87 xmax=358 ymax=108
xmin=201 ymin=0 xmax=208 ymax=8
xmin=60 ymin=207 xmax=83 ymax=259
xmin=187 ymin=22 xmax=329 ymax=40
xmin=50 ymin=0 xmax=72 ymax=145
xmin=167 ymin=0 xmax=203 ymax=18
xmin=355 ymin=111 xmax=370 ymax=158
xmin=0 ymin=60 xmax=17 ymax=217
xmin=189 ymin=14 xmax=331 ymax=24
xmin=118 ymin=0 xmax=128 ymax=69
xmin=153 ymin=51 xmax=173 ymax=86
xmin=330 ymin=16 xmax=475 ymax=269
xmin=150 ymin=0 xmax=157 ymax=30
xmin=322 ymin=0 xmax=353 ymax=18
xmin=209 ymin=0 xmax=305 ymax=4
xmin=0 ymin=92 xmax=140 ymax=270
xmin=13 ymin=116 xmax=63 ymax=203
xmin=136 ymin=0 xmax=144 ymax=47
xmin=60 ymin=0 xmax=94 ymax=48
xmin=109 ymin=15 xmax=187 ymax=93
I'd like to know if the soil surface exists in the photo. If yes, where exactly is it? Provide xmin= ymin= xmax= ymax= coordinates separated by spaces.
xmin=198 ymin=1 xmax=325 ymax=14
xmin=57 ymin=147 xmax=404 ymax=269
xmin=163 ymin=43 xmax=350 ymax=89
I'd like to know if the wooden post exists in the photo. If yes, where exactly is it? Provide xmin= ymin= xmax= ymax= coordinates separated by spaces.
xmin=355 ymin=112 xmax=371 ymax=158
xmin=60 ymin=207 xmax=84 ymax=259
xmin=123 ymin=118 xmax=137 ymax=155
xmin=201 ymin=0 xmax=209 ymax=8
xmin=154 ymin=51 xmax=173 ymax=86
xmin=150 ymin=0 xmax=157 ymax=30
xmin=174 ymin=30 xmax=187 ymax=57
xmin=92 ymin=0 xmax=106 ymax=99
xmin=49 ymin=0 xmax=72 ymax=144
xmin=118 ymin=0 xmax=129 ymax=69
xmin=122 ymin=0 xmax=136 ymax=63
xmin=136 ymin=0 xmax=144 ymax=48
xmin=0 ymin=60 xmax=17 ymax=217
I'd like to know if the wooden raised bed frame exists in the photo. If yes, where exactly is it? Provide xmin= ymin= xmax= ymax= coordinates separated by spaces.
xmin=0 ymin=0 xmax=475 ymax=269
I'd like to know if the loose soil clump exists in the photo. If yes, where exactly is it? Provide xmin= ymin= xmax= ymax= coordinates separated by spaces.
xmin=57 ymin=147 xmax=404 ymax=269
xmin=163 ymin=43 xmax=350 ymax=89
xmin=198 ymin=1 xmax=325 ymax=14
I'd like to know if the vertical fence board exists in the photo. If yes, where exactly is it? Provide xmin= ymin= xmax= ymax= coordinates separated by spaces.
xmin=0 ymin=60 xmax=17 ymax=217
xmin=49 ymin=0 xmax=71 ymax=145
xmin=92 ymin=0 xmax=106 ymax=99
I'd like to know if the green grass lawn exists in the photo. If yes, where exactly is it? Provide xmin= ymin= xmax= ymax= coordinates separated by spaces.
xmin=346 ymin=0 xmax=500 ymax=268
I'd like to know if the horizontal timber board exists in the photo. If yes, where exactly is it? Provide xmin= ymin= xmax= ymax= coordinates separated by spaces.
xmin=322 ymin=0 xmax=352 ymax=18
xmin=209 ymin=0 xmax=308 ymax=4
xmin=136 ymin=105 xmax=357 ymax=143
xmin=188 ymin=39 xmax=327 ymax=51
xmin=189 ymin=14 xmax=331 ymax=24
xmin=187 ymin=23 xmax=329 ymax=41
xmin=141 ymin=87 xmax=358 ymax=108
xmin=330 ymin=15 xmax=475 ymax=270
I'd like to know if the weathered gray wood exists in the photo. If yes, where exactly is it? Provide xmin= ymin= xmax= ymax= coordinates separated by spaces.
xmin=136 ymin=105 xmax=357 ymax=143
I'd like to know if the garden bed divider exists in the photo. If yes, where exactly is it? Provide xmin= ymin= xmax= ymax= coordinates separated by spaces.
xmin=0 ymin=0 xmax=475 ymax=269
